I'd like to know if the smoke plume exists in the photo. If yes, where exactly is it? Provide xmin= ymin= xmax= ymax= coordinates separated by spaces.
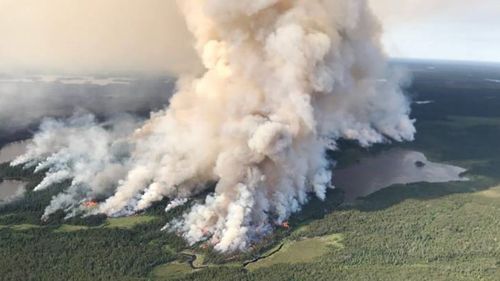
xmin=13 ymin=0 xmax=415 ymax=252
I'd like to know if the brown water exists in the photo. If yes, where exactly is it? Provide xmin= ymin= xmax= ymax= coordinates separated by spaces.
xmin=0 ymin=141 xmax=29 ymax=164
xmin=0 ymin=180 xmax=26 ymax=201
xmin=334 ymin=149 xmax=468 ymax=202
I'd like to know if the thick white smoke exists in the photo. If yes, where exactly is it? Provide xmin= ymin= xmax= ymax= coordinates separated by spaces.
xmin=11 ymin=114 xmax=140 ymax=219
xmin=13 ymin=0 xmax=415 ymax=252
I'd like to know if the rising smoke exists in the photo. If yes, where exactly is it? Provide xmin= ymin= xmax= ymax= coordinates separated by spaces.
xmin=13 ymin=0 xmax=415 ymax=252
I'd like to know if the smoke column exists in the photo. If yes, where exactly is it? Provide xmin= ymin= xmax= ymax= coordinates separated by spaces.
xmin=13 ymin=0 xmax=415 ymax=252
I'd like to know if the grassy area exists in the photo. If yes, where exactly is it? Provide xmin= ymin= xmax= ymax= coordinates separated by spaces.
xmin=54 ymin=224 xmax=89 ymax=233
xmin=247 ymin=234 xmax=344 ymax=271
xmin=152 ymin=262 xmax=193 ymax=280
xmin=104 ymin=216 xmax=157 ymax=229
xmin=190 ymin=253 xmax=206 ymax=269
xmin=10 ymin=224 xmax=40 ymax=231
xmin=475 ymin=185 xmax=500 ymax=199
xmin=0 ymin=216 xmax=157 ymax=233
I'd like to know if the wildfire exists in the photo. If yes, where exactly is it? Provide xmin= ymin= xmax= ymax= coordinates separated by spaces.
xmin=82 ymin=201 xmax=98 ymax=208
xmin=281 ymin=221 xmax=290 ymax=229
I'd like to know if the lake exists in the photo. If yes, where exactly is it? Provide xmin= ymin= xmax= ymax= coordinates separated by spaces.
xmin=334 ymin=149 xmax=468 ymax=202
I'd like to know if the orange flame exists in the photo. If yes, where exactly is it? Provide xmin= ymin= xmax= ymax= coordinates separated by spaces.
xmin=82 ymin=201 xmax=98 ymax=208
xmin=281 ymin=221 xmax=290 ymax=229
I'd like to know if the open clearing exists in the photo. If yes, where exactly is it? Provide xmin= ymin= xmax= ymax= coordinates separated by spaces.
xmin=104 ymin=215 xmax=157 ymax=229
xmin=10 ymin=224 xmax=40 ymax=231
xmin=54 ymin=224 xmax=89 ymax=233
xmin=152 ymin=262 xmax=193 ymax=280
xmin=475 ymin=185 xmax=500 ymax=199
xmin=246 ymin=234 xmax=344 ymax=271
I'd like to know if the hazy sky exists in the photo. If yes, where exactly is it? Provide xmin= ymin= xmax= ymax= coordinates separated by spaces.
xmin=0 ymin=0 xmax=195 ymax=74
xmin=372 ymin=0 xmax=500 ymax=63
xmin=0 ymin=0 xmax=499 ymax=74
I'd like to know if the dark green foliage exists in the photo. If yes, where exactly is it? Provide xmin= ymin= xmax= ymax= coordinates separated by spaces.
xmin=0 ymin=226 xmax=181 ymax=281
xmin=0 ymin=163 xmax=42 ymax=183
xmin=66 ymin=214 xmax=108 ymax=227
